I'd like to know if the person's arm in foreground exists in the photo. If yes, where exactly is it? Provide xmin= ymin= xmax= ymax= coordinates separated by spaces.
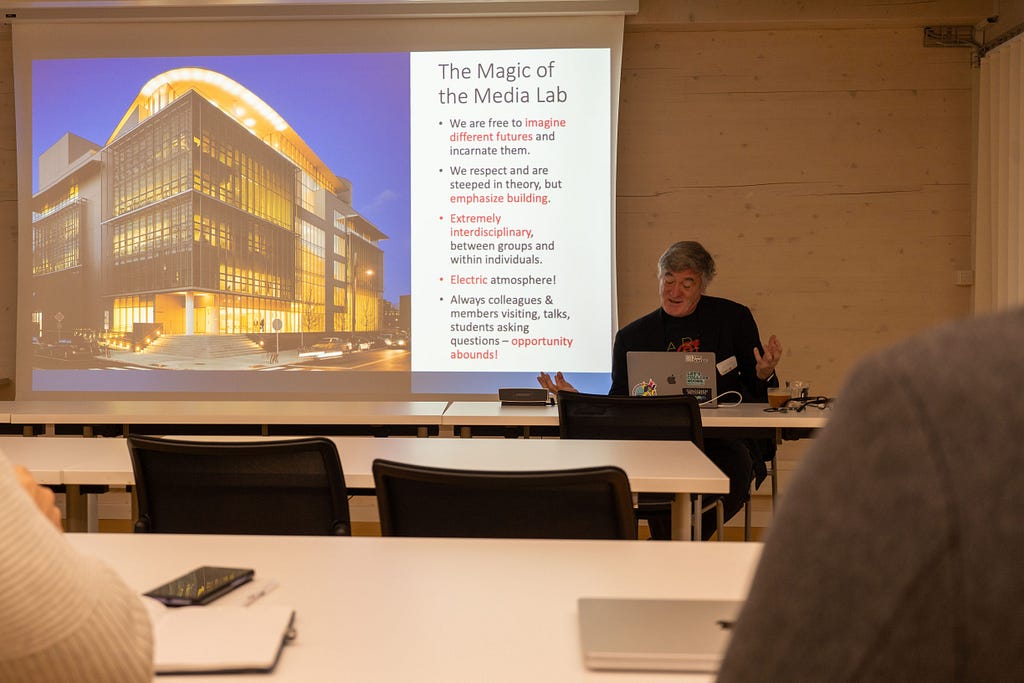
xmin=12 ymin=464 xmax=63 ymax=530
xmin=717 ymin=352 xmax=961 ymax=681
xmin=0 ymin=454 xmax=153 ymax=683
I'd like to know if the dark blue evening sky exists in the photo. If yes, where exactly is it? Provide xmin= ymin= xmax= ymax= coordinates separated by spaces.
xmin=33 ymin=53 xmax=411 ymax=302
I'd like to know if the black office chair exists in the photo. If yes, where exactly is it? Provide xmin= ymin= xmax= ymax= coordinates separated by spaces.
xmin=128 ymin=435 xmax=351 ymax=535
xmin=372 ymin=459 xmax=637 ymax=540
xmin=556 ymin=390 xmax=723 ymax=541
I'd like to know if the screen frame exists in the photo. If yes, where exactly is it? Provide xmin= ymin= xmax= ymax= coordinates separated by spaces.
xmin=12 ymin=11 xmax=624 ymax=401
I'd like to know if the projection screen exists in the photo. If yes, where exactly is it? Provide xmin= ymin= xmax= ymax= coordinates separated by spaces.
xmin=11 ymin=6 xmax=624 ymax=400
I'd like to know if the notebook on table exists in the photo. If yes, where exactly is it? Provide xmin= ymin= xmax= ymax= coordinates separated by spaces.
xmin=626 ymin=351 xmax=719 ymax=406
xmin=577 ymin=597 xmax=742 ymax=673
xmin=144 ymin=599 xmax=296 ymax=674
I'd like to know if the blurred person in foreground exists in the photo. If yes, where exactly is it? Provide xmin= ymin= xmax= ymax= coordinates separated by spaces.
xmin=539 ymin=241 xmax=783 ymax=538
xmin=718 ymin=307 xmax=1024 ymax=680
xmin=0 ymin=451 xmax=153 ymax=682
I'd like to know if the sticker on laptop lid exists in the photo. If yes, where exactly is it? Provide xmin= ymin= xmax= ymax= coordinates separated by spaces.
xmin=686 ymin=370 xmax=711 ymax=386
xmin=631 ymin=379 xmax=657 ymax=396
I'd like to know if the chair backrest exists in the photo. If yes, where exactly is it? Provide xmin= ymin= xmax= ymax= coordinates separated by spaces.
xmin=556 ymin=391 xmax=705 ymax=448
xmin=372 ymin=459 xmax=637 ymax=540
xmin=127 ymin=435 xmax=351 ymax=536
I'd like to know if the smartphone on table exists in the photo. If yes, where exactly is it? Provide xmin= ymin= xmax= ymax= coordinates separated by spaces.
xmin=144 ymin=566 xmax=255 ymax=607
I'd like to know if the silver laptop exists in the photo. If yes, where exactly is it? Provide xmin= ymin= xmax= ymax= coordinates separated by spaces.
xmin=627 ymin=351 xmax=718 ymax=406
xmin=578 ymin=597 xmax=742 ymax=673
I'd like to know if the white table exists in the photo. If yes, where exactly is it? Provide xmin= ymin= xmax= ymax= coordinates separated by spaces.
xmin=9 ymin=400 xmax=451 ymax=437
xmin=0 ymin=436 xmax=63 ymax=484
xmin=0 ymin=436 xmax=134 ymax=527
xmin=67 ymin=533 xmax=763 ymax=682
xmin=441 ymin=400 xmax=559 ymax=436
xmin=2 ymin=436 xmax=728 ymax=540
xmin=442 ymin=400 xmax=830 ymax=436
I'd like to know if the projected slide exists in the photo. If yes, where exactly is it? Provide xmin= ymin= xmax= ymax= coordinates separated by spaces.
xmin=411 ymin=50 xmax=611 ymax=377
xmin=24 ymin=48 xmax=612 ymax=398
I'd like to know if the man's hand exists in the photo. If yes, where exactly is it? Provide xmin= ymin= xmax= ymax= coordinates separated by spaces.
xmin=537 ymin=371 xmax=578 ymax=394
xmin=754 ymin=334 xmax=783 ymax=381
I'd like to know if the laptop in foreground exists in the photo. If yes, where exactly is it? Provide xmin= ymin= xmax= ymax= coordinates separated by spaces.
xmin=578 ymin=597 xmax=742 ymax=673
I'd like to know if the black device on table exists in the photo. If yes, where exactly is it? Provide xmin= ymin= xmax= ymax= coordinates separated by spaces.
xmin=144 ymin=566 xmax=255 ymax=607
xmin=498 ymin=387 xmax=551 ymax=406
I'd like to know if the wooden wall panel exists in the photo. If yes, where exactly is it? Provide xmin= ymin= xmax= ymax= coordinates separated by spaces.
xmin=628 ymin=0 xmax=991 ymax=30
xmin=622 ymin=27 xmax=977 ymax=91
xmin=615 ymin=22 xmax=976 ymax=396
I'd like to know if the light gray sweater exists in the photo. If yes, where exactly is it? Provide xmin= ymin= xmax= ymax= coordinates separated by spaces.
xmin=0 ymin=452 xmax=153 ymax=682
xmin=718 ymin=308 xmax=1024 ymax=681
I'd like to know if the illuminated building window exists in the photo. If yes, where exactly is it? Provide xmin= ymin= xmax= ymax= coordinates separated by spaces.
xmin=108 ymin=101 xmax=191 ymax=217
xmin=194 ymin=213 xmax=233 ymax=250
xmin=298 ymin=170 xmax=320 ymax=213
xmin=111 ymin=199 xmax=191 ymax=264
xmin=112 ymin=295 xmax=154 ymax=333
xmin=296 ymin=218 xmax=326 ymax=332
xmin=193 ymin=99 xmax=294 ymax=231
xmin=248 ymin=232 xmax=267 ymax=255
xmin=32 ymin=201 xmax=82 ymax=275
xmin=219 ymin=265 xmax=282 ymax=297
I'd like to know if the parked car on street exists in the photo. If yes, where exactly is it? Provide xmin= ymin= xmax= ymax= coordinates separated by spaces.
xmin=34 ymin=329 xmax=100 ymax=360
xmin=300 ymin=337 xmax=348 ymax=358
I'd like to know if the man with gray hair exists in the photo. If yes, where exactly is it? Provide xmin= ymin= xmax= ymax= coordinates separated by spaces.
xmin=540 ymin=241 xmax=783 ymax=538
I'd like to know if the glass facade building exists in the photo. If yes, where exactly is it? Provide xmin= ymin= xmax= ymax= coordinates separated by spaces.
xmin=31 ymin=68 xmax=386 ymax=343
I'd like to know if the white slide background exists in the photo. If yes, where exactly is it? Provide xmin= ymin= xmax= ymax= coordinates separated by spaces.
xmin=411 ymin=48 xmax=612 ymax=374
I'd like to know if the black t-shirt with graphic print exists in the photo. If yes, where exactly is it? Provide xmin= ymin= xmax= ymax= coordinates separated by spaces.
xmin=610 ymin=295 xmax=772 ymax=400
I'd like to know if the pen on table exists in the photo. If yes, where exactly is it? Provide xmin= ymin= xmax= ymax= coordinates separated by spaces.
xmin=243 ymin=580 xmax=279 ymax=607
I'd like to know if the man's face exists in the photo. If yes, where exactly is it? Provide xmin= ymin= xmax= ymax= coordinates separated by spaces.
xmin=659 ymin=268 xmax=703 ymax=317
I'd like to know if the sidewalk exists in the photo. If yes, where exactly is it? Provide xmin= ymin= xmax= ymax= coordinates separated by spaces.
xmin=108 ymin=348 xmax=303 ymax=371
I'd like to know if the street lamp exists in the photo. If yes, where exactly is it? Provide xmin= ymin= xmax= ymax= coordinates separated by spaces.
xmin=348 ymin=251 xmax=358 ymax=334
xmin=349 ymin=249 xmax=367 ymax=333
xmin=364 ymin=269 xmax=375 ymax=331
xmin=351 ymin=267 xmax=374 ymax=332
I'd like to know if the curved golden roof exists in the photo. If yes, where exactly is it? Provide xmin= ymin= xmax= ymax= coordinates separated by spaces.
xmin=107 ymin=67 xmax=345 ymax=194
